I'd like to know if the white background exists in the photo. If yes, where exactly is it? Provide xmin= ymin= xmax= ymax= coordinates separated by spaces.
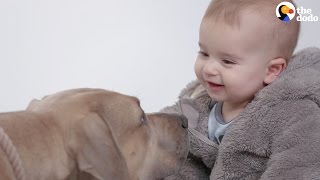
xmin=0 ymin=0 xmax=319 ymax=113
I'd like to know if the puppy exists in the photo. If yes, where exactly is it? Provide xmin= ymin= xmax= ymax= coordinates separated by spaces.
xmin=0 ymin=88 xmax=189 ymax=180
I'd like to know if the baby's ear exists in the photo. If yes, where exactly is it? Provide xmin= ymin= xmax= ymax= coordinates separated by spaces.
xmin=264 ymin=58 xmax=287 ymax=84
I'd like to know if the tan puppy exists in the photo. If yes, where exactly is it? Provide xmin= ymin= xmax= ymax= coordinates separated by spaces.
xmin=0 ymin=88 xmax=189 ymax=180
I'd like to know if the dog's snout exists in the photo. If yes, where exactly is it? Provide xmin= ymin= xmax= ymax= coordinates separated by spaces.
xmin=181 ymin=115 xmax=188 ymax=129
xmin=148 ymin=112 xmax=188 ymax=129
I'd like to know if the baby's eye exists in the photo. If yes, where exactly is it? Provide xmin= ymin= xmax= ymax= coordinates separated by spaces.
xmin=222 ymin=59 xmax=235 ymax=65
xmin=198 ymin=51 xmax=209 ymax=57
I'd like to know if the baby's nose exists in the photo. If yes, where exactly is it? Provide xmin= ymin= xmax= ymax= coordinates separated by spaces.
xmin=203 ymin=60 xmax=220 ymax=76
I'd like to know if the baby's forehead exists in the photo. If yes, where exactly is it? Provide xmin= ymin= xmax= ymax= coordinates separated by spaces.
xmin=202 ymin=9 xmax=274 ymax=38
xmin=205 ymin=6 xmax=273 ymax=29
xmin=204 ymin=0 xmax=276 ymax=28
xmin=201 ymin=0 xmax=300 ymax=60
xmin=200 ymin=13 xmax=281 ymax=59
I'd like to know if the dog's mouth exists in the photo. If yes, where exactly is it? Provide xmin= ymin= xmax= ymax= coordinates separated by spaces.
xmin=141 ymin=112 xmax=190 ymax=178
xmin=170 ymin=128 xmax=189 ymax=176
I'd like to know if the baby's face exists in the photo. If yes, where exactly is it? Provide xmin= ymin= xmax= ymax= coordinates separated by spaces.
xmin=195 ymin=11 xmax=274 ymax=104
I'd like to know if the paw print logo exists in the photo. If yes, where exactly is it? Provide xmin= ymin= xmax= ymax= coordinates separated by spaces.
xmin=276 ymin=2 xmax=296 ymax=22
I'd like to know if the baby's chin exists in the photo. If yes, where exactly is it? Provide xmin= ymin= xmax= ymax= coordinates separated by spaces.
xmin=206 ymin=91 xmax=225 ymax=102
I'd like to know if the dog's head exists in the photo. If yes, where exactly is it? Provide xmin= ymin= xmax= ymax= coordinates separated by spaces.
xmin=27 ymin=88 xmax=189 ymax=180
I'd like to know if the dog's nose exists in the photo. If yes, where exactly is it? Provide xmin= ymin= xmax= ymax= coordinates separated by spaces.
xmin=181 ymin=115 xmax=188 ymax=129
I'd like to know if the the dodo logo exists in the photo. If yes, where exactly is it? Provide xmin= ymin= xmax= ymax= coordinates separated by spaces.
xmin=276 ymin=2 xmax=296 ymax=22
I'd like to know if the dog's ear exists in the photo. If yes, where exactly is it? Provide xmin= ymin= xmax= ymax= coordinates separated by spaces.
xmin=67 ymin=113 xmax=130 ymax=180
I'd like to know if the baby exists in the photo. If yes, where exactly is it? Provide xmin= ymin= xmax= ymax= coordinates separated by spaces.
xmin=195 ymin=0 xmax=299 ymax=138
xmin=160 ymin=0 xmax=320 ymax=179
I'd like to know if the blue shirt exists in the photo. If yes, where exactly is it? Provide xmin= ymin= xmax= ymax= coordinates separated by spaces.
xmin=208 ymin=102 xmax=232 ymax=144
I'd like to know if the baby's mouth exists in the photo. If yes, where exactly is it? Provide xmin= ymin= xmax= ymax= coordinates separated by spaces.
xmin=208 ymin=81 xmax=223 ymax=86
xmin=207 ymin=81 xmax=224 ymax=91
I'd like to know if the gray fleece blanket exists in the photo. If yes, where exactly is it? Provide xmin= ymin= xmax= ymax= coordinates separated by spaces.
xmin=162 ymin=47 xmax=320 ymax=180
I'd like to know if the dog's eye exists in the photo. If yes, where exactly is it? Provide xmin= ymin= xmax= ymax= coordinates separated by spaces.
xmin=141 ymin=114 xmax=146 ymax=122
xmin=140 ymin=112 xmax=148 ymax=125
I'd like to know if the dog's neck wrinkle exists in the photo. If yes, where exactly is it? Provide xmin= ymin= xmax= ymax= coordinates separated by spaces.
xmin=126 ymin=147 xmax=146 ymax=180
xmin=121 ymin=127 xmax=150 ymax=180
xmin=137 ymin=131 xmax=166 ymax=180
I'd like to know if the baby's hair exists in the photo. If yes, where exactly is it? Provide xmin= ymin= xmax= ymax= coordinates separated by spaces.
xmin=202 ymin=0 xmax=300 ymax=61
